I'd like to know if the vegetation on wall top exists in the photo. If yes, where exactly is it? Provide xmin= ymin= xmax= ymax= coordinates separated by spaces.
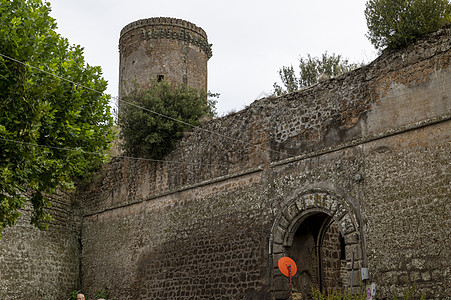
xmin=365 ymin=0 xmax=451 ymax=50
xmin=273 ymin=52 xmax=362 ymax=96
xmin=118 ymin=81 xmax=215 ymax=160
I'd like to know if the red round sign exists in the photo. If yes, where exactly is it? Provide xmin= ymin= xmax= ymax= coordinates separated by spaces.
xmin=278 ymin=256 xmax=297 ymax=277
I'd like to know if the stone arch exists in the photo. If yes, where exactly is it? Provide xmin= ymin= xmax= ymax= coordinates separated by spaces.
xmin=270 ymin=189 xmax=363 ymax=299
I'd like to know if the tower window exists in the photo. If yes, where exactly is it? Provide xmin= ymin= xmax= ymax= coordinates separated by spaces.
xmin=157 ymin=75 xmax=164 ymax=82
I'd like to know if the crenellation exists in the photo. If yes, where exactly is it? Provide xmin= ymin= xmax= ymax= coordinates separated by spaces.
xmin=119 ymin=17 xmax=208 ymax=40
xmin=118 ymin=17 xmax=211 ymax=101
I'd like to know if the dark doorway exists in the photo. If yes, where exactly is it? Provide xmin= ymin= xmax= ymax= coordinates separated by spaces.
xmin=287 ymin=213 xmax=345 ymax=298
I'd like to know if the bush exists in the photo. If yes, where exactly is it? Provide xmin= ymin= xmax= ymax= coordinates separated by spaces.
xmin=311 ymin=283 xmax=425 ymax=300
xmin=365 ymin=0 xmax=451 ymax=50
xmin=311 ymin=289 xmax=366 ymax=300
xmin=118 ymin=81 xmax=214 ymax=159
xmin=273 ymin=52 xmax=361 ymax=96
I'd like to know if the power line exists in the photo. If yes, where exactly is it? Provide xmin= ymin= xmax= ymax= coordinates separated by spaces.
xmin=117 ymin=96 xmax=285 ymax=157
xmin=0 ymin=137 xmax=104 ymax=156
xmin=0 ymin=137 xmax=230 ymax=167
xmin=0 ymin=53 xmax=103 ymax=95
xmin=0 ymin=52 xmax=292 ymax=160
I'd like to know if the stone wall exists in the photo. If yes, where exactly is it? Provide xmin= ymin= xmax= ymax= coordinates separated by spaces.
xmin=363 ymin=122 xmax=451 ymax=297
xmin=1 ymin=26 xmax=449 ymax=300
xmin=0 ymin=191 xmax=81 ymax=300
xmin=78 ymin=26 xmax=451 ymax=300
xmin=321 ymin=222 xmax=344 ymax=292
xmin=82 ymin=172 xmax=273 ymax=299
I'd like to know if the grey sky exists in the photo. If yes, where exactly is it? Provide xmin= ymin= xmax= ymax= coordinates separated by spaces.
xmin=49 ymin=0 xmax=377 ymax=115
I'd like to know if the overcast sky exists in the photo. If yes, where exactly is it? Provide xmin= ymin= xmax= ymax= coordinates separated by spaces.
xmin=49 ymin=0 xmax=378 ymax=115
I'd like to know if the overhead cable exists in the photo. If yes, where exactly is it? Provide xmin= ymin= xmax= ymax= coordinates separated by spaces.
xmin=0 ymin=52 xmax=292 ymax=160
xmin=0 ymin=137 xmax=231 ymax=167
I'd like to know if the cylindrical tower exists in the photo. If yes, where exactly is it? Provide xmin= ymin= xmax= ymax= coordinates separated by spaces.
xmin=118 ymin=17 xmax=212 ymax=98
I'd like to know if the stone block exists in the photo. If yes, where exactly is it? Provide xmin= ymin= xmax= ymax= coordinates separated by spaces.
xmin=339 ymin=214 xmax=357 ymax=235
xmin=278 ymin=216 xmax=289 ymax=229
xmin=273 ymin=253 xmax=285 ymax=268
xmin=304 ymin=194 xmax=317 ymax=208
xmin=344 ymin=232 xmax=359 ymax=244
xmin=272 ymin=226 xmax=287 ymax=245
xmin=273 ymin=288 xmax=289 ymax=299
xmin=345 ymin=244 xmax=362 ymax=261
xmin=272 ymin=243 xmax=285 ymax=255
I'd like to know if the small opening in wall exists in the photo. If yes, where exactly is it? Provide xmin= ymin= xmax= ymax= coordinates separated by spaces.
xmin=339 ymin=234 xmax=346 ymax=260
xmin=157 ymin=75 xmax=164 ymax=82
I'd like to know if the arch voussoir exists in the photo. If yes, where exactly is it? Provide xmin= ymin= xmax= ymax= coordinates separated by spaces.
xmin=272 ymin=224 xmax=287 ymax=245
xmin=337 ymin=212 xmax=358 ymax=235
xmin=282 ymin=201 xmax=300 ymax=223
xmin=270 ymin=189 xmax=364 ymax=295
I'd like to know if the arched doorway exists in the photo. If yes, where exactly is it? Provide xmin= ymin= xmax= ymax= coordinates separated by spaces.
xmin=286 ymin=212 xmax=346 ymax=298
xmin=270 ymin=190 xmax=363 ymax=300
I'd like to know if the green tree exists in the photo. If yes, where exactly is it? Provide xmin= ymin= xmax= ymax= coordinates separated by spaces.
xmin=118 ymin=81 xmax=214 ymax=159
xmin=0 ymin=0 xmax=114 ymax=235
xmin=365 ymin=0 xmax=451 ymax=50
xmin=273 ymin=52 xmax=361 ymax=96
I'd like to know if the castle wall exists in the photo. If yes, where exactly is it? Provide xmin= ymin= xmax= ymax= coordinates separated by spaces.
xmin=0 ymin=191 xmax=81 ymax=300
xmin=79 ymin=26 xmax=451 ymax=300
xmin=0 ymin=20 xmax=448 ymax=300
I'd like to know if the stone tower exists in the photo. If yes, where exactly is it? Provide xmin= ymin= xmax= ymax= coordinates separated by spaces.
xmin=118 ymin=17 xmax=212 ymax=98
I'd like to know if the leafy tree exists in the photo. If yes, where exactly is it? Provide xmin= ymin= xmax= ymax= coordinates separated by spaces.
xmin=273 ymin=52 xmax=361 ymax=96
xmin=118 ymin=81 xmax=214 ymax=159
xmin=0 ymin=0 xmax=114 ymax=235
xmin=206 ymin=90 xmax=220 ymax=118
xmin=365 ymin=0 xmax=451 ymax=50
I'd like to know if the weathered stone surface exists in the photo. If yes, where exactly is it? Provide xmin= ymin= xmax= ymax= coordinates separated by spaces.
xmin=82 ymin=26 xmax=451 ymax=300
xmin=119 ymin=17 xmax=210 ymax=99
xmin=1 ymin=25 xmax=450 ymax=300
xmin=0 ymin=192 xmax=81 ymax=300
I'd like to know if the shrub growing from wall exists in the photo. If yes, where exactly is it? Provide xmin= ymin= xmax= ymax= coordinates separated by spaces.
xmin=118 ymin=81 xmax=213 ymax=159
xmin=365 ymin=0 xmax=451 ymax=50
